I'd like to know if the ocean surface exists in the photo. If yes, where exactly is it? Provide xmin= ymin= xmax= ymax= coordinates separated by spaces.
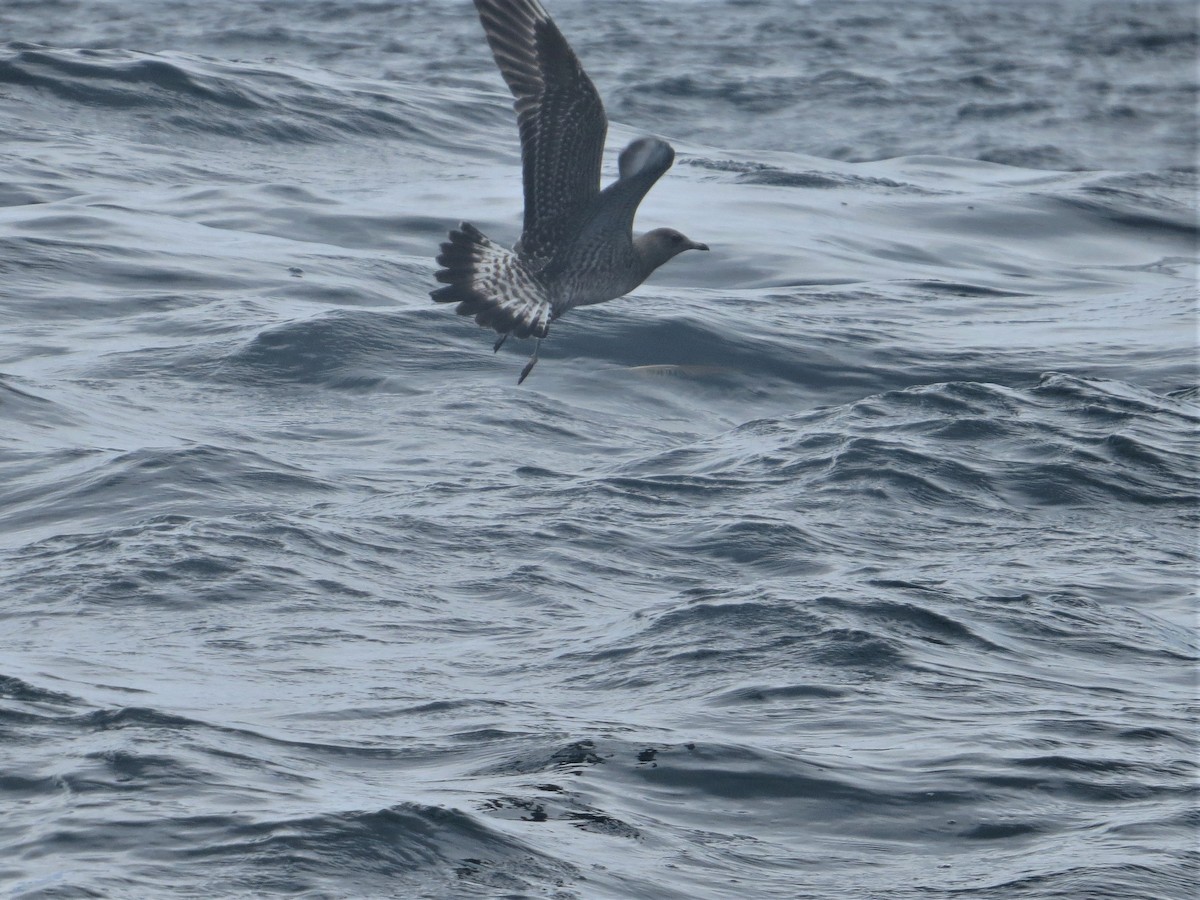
xmin=1 ymin=0 xmax=1197 ymax=897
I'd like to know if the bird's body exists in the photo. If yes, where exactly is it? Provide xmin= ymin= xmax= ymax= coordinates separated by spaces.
xmin=432 ymin=0 xmax=708 ymax=382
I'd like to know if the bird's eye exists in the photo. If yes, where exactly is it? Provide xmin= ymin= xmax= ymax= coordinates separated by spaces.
xmin=671 ymin=234 xmax=683 ymax=244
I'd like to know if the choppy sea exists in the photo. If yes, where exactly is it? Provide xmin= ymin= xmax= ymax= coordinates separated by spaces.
xmin=2 ymin=1 xmax=1197 ymax=897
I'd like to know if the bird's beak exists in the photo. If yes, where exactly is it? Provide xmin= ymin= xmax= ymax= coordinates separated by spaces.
xmin=691 ymin=241 xmax=710 ymax=252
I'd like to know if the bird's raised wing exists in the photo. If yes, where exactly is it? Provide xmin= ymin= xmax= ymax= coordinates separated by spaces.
xmin=474 ymin=0 xmax=608 ymax=263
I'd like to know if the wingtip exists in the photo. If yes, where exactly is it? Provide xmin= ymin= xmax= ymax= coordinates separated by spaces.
xmin=618 ymin=137 xmax=675 ymax=181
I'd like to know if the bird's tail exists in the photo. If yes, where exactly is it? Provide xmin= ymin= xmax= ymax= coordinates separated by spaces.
xmin=431 ymin=223 xmax=552 ymax=339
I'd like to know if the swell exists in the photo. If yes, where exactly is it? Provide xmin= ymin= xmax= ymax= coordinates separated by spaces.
xmin=0 ymin=43 xmax=487 ymax=146
xmin=606 ymin=374 xmax=1199 ymax=511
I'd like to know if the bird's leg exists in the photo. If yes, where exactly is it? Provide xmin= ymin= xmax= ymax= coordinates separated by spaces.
xmin=493 ymin=332 xmax=508 ymax=353
xmin=517 ymin=339 xmax=540 ymax=385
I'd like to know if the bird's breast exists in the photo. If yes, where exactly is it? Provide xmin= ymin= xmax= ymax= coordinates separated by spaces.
xmin=548 ymin=239 xmax=644 ymax=311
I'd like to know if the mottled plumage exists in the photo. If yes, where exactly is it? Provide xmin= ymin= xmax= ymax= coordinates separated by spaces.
xmin=432 ymin=0 xmax=708 ymax=383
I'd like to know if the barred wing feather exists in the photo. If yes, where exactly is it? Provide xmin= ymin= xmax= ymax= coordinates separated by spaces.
xmin=473 ymin=0 xmax=607 ymax=262
xmin=431 ymin=223 xmax=553 ymax=339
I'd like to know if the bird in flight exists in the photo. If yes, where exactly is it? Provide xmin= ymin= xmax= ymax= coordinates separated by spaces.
xmin=432 ymin=0 xmax=709 ymax=384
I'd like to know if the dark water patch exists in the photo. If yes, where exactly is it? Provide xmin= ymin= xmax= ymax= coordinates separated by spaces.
xmin=0 ymin=379 xmax=73 ymax=430
xmin=184 ymin=802 xmax=557 ymax=874
xmin=977 ymin=144 xmax=1086 ymax=171
xmin=647 ymin=596 xmax=825 ymax=643
xmin=562 ymin=310 xmax=903 ymax=395
xmin=72 ymin=749 xmax=216 ymax=792
xmin=557 ymin=592 xmax=910 ymax=687
xmin=0 ymin=45 xmax=262 ymax=109
xmin=1034 ymin=373 xmax=1200 ymax=421
xmin=0 ymin=43 xmax=444 ymax=145
xmin=0 ymin=772 xmax=69 ymax=802
xmin=0 ymin=181 xmax=43 ymax=207
xmin=1049 ymin=188 xmax=1200 ymax=242
xmin=0 ymin=676 xmax=85 ymax=721
xmin=820 ymin=434 xmax=1000 ymax=507
xmin=1116 ymin=726 xmax=1198 ymax=749
xmin=589 ymin=472 xmax=750 ymax=505
xmin=1064 ymin=16 xmax=1199 ymax=58
xmin=708 ymin=683 xmax=847 ymax=707
xmin=628 ymin=740 xmax=972 ymax=814
xmin=478 ymin=792 xmax=641 ymax=838
xmin=807 ymin=626 xmax=908 ymax=672
xmin=227 ymin=309 xmax=460 ymax=387
xmin=178 ymin=186 xmax=454 ymax=253
xmin=0 ymin=231 xmax=254 ymax=298
xmin=684 ymin=156 xmax=929 ymax=192
xmin=14 ymin=803 xmax=579 ymax=898
xmin=611 ymin=376 xmax=1199 ymax=520
xmin=1000 ymin=458 xmax=1182 ymax=509
xmin=974 ymin=769 xmax=1195 ymax=805
xmin=908 ymin=280 xmax=1031 ymax=298
xmin=0 ymin=445 xmax=340 ymax=555
xmin=820 ymin=595 xmax=1004 ymax=653
xmin=1084 ymin=169 xmax=1200 ymax=199
xmin=625 ymin=71 xmax=811 ymax=114
xmin=1012 ymin=753 xmax=1191 ymax=778
xmin=987 ymin=595 xmax=1199 ymax=667
xmin=473 ymin=740 xmax=606 ymax=778
xmin=902 ymin=862 xmax=1192 ymax=900
xmin=960 ymin=820 xmax=1042 ymax=840
xmin=387 ymin=698 xmax=513 ymax=718
xmin=957 ymin=99 xmax=1052 ymax=119
xmin=79 ymin=706 xmax=206 ymax=732
xmin=671 ymin=518 xmax=831 ymax=575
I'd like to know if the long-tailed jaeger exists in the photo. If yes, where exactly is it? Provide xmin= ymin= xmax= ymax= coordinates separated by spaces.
xmin=432 ymin=0 xmax=709 ymax=384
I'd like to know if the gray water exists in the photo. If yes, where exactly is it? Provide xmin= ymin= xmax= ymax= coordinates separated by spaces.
xmin=1 ymin=1 xmax=1197 ymax=897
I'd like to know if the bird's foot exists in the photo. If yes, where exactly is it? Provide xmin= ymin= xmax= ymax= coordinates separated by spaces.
xmin=517 ymin=340 xmax=541 ymax=385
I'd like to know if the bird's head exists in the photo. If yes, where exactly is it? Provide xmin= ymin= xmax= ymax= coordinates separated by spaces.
xmin=635 ymin=228 xmax=709 ymax=274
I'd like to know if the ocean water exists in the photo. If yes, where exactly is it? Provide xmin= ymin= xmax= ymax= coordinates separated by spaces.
xmin=1 ymin=0 xmax=1197 ymax=897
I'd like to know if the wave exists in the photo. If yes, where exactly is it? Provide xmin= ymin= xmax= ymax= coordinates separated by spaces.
xmin=609 ymin=374 xmax=1198 ymax=510
xmin=0 ymin=43 xmax=491 ymax=147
